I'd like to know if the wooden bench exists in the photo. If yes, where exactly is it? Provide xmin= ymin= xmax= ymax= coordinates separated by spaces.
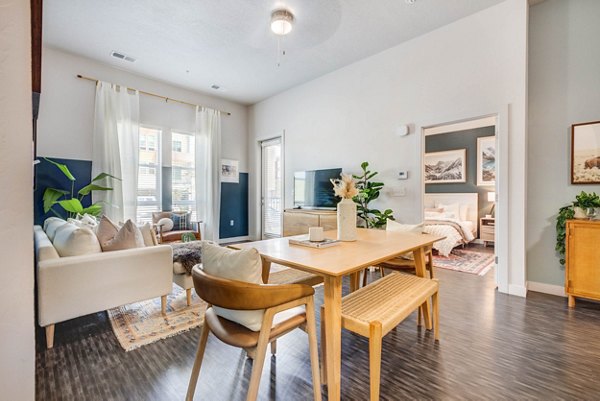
xmin=321 ymin=272 xmax=439 ymax=401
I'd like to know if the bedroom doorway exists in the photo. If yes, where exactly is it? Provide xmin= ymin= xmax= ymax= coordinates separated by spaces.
xmin=421 ymin=114 xmax=504 ymax=289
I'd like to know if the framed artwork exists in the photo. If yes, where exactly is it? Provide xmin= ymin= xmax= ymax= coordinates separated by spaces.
xmin=424 ymin=149 xmax=466 ymax=184
xmin=477 ymin=136 xmax=496 ymax=186
xmin=221 ymin=159 xmax=239 ymax=183
xmin=571 ymin=121 xmax=600 ymax=184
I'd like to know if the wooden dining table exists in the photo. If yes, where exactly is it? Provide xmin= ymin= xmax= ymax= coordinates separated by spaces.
xmin=230 ymin=228 xmax=443 ymax=401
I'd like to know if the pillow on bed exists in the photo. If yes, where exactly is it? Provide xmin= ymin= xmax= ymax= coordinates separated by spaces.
xmin=424 ymin=207 xmax=444 ymax=213
xmin=458 ymin=204 xmax=469 ymax=221
xmin=386 ymin=219 xmax=423 ymax=234
xmin=437 ymin=203 xmax=460 ymax=220
xmin=425 ymin=211 xmax=446 ymax=219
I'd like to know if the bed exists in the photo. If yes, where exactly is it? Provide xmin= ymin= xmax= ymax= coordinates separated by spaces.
xmin=423 ymin=193 xmax=478 ymax=256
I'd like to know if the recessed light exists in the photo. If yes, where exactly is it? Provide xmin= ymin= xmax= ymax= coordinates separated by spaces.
xmin=405 ymin=0 xmax=416 ymax=4
xmin=211 ymin=84 xmax=220 ymax=90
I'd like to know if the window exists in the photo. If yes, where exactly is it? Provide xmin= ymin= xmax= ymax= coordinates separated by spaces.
xmin=171 ymin=131 xmax=195 ymax=219
xmin=137 ymin=127 xmax=161 ymax=222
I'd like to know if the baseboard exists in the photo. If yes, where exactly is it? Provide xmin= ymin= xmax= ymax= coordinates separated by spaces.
xmin=219 ymin=236 xmax=250 ymax=244
xmin=472 ymin=239 xmax=484 ymax=245
xmin=527 ymin=281 xmax=566 ymax=297
xmin=508 ymin=284 xmax=527 ymax=297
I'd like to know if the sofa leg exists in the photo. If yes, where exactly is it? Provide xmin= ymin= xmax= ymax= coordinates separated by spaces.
xmin=46 ymin=324 xmax=55 ymax=349
xmin=161 ymin=295 xmax=167 ymax=314
xmin=186 ymin=288 xmax=192 ymax=306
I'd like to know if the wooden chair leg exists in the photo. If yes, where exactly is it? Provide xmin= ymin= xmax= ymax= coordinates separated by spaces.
xmin=379 ymin=267 xmax=385 ymax=278
xmin=246 ymin=315 xmax=273 ymax=401
xmin=186 ymin=288 xmax=192 ymax=306
xmin=45 ymin=324 xmax=55 ymax=349
xmin=305 ymin=298 xmax=323 ymax=401
xmin=185 ymin=324 xmax=210 ymax=401
xmin=320 ymin=306 xmax=327 ymax=385
xmin=362 ymin=268 xmax=368 ymax=287
xmin=161 ymin=295 xmax=167 ymax=314
xmin=270 ymin=340 xmax=277 ymax=355
xmin=432 ymin=290 xmax=440 ymax=341
xmin=369 ymin=322 xmax=383 ymax=401
xmin=417 ymin=306 xmax=422 ymax=327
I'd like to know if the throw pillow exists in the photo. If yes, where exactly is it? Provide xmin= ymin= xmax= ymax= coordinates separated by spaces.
xmin=53 ymin=222 xmax=102 ymax=257
xmin=437 ymin=202 xmax=461 ymax=220
xmin=43 ymin=216 xmax=64 ymax=232
xmin=172 ymin=212 xmax=192 ymax=231
xmin=96 ymin=215 xmax=120 ymax=246
xmin=44 ymin=218 xmax=68 ymax=242
xmin=201 ymin=242 xmax=264 ymax=331
xmin=102 ymin=220 xmax=146 ymax=252
xmin=138 ymin=222 xmax=158 ymax=246
xmin=386 ymin=219 xmax=424 ymax=234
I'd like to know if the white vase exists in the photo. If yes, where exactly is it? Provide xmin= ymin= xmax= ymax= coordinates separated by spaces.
xmin=574 ymin=207 xmax=587 ymax=219
xmin=337 ymin=198 xmax=357 ymax=241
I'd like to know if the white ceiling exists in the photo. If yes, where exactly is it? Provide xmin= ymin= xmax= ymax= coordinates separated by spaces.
xmin=44 ymin=0 xmax=505 ymax=105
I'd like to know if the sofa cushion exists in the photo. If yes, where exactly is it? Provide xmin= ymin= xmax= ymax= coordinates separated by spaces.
xmin=386 ymin=219 xmax=423 ymax=234
xmin=102 ymin=220 xmax=145 ymax=252
xmin=96 ymin=215 xmax=120 ymax=246
xmin=53 ymin=222 xmax=102 ymax=257
xmin=44 ymin=218 xmax=68 ymax=242
xmin=201 ymin=242 xmax=264 ymax=331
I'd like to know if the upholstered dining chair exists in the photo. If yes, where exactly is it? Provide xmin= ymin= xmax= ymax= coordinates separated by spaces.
xmin=185 ymin=269 xmax=322 ymax=401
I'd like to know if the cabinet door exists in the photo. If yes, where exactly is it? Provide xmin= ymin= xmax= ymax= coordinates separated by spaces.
xmin=567 ymin=222 xmax=600 ymax=298
xmin=283 ymin=212 xmax=319 ymax=237
xmin=319 ymin=214 xmax=337 ymax=232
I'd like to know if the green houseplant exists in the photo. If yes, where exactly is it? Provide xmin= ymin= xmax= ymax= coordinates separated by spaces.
xmin=42 ymin=158 xmax=120 ymax=219
xmin=352 ymin=161 xmax=395 ymax=228
xmin=555 ymin=191 xmax=600 ymax=265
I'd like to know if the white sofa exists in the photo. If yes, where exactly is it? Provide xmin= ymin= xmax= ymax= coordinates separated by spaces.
xmin=34 ymin=225 xmax=173 ymax=349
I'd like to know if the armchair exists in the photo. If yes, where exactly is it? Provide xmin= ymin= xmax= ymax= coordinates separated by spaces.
xmin=152 ymin=211 xmax=201 ymax=243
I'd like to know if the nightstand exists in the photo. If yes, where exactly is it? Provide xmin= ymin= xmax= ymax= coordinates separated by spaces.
xmin=480 ymin=217 xmax=495 ymax=247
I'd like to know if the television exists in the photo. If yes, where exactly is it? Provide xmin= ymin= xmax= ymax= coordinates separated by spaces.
xmin=294 ymin=168 xmax=342 ymax=210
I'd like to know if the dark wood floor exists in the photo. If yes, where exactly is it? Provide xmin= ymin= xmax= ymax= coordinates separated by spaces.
xmin=36 ymin=255 xmax=600 ymax=400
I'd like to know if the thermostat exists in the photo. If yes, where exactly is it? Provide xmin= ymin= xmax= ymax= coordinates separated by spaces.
xmin=398 ymin=171 xmax=408 ymax=180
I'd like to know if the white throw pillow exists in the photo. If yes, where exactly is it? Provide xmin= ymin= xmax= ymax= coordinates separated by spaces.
xmin=157 ymin=217 xmax=174 ymax=232
xmin=424 ymin=211 xmax=446 ymax=220
xmin=44 ymin=218 xmax=68 ymax=242
xmin=437 ymin=202 xmax=461 ymax=220
xmin=43 ymin=216 xmax=64 ymax=232
xmin=386 ymin=219 xmax=424 ymax=234
xmin=201 ymin=242 xmax=264 ymax=331
xmin=53 ymin=222 xmax=102 ymax=257
xmin=139 ymin=222 xmax=158 ymax=247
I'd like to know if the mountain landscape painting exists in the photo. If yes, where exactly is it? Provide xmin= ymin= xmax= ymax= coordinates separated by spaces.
xmin=424 ymin=149 xmax=466 ymax=184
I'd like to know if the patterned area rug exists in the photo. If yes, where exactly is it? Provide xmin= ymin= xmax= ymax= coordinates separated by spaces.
xmin=433 ymin=249 xmax=495 ymax=276
xmin=108 ymin=285 xmax=207 ymax=352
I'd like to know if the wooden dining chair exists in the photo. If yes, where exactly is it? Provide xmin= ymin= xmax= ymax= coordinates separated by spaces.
xmin=185 ymin=269 xmax=322 ymax=401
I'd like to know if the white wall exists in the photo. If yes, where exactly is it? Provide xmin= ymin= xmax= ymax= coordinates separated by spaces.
xmin=38 ymin=47 xmax=249 ymax=171
xmin=249 ymin=0 xmax=528 ymax=295
xmin=0 ymin=0 xmax=35 ymax=399
xmin=527 ymin=0 xmax=600 ymax=288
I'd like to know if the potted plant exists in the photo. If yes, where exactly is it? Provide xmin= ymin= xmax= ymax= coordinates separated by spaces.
xmin=352 ymin=162 xmax=395 ymax=229
xmin=42 ymin=158 xmax=120 ymax=219
xmin=555 ymin=191 xmax=600 ymax=265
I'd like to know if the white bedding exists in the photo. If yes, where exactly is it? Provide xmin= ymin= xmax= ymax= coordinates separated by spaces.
xmin=423 ymin=217 xmax=475 ymax=257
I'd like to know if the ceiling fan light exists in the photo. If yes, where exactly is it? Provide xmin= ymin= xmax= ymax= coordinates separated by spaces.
xmin=271 ymin=9 xmax=294 ymax=35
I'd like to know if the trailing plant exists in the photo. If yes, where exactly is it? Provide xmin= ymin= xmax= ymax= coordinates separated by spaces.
xmin=352 ymin=161 xmax=395 ymax=229
xmin=555 ymin=191 xmax=600 ymax=265
xmin=42 ymin=158 xmax=120 ymax=219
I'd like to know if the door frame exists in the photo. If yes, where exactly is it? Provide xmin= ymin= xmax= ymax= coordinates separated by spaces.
xmin=418 ymin=105 xmax=509 ymax=294
xmin=259 ymin=132 xmax=285 ymax=239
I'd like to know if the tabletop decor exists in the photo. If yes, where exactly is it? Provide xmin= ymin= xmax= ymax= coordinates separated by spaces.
xmin=331 ymin=173 xmax=359 ymax=241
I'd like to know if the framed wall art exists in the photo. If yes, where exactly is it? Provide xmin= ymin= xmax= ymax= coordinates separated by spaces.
xmin=424 ymin=149 xmax=466 ymax=184
xmin=221 ymin=159 xmax=239 ymax=183
xmin=571 ymin=121 xmax=600 ymax=184
xmin=477 ymin=136 xmax=496 ymax=186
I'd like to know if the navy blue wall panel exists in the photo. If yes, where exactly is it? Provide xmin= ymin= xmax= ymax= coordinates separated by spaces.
xmin=34 ymin=158 xmax=93 ymax=225
xmin=220 ymin=173 xmax=249 ymax=239
xmin=34 ymin=157 xmax=249 ymax=239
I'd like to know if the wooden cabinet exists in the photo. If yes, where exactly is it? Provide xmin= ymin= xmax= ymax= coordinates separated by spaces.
xmin=566 ymin=220 xmax=600 ymax=308
xmin=479 ymin=217 xmax=495 ymax=247
xmin=283 ymin=209 xmax=337 ymax=237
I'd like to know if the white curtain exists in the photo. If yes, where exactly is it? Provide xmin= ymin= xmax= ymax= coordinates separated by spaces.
xmin=92 ymin=81 xmax=140 ymax=222
xmin=195 ymin=106 xmax=221 ymax=241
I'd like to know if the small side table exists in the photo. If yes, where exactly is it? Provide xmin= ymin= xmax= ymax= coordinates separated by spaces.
xmin=480 ymin=217 xmax=495 ymax=247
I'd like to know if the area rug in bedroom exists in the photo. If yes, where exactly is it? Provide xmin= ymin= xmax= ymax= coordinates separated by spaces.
xmin=108 ymin=285 xmax=207 ymax=351
xmin=433 ymin=249 xmax=495 ymax=276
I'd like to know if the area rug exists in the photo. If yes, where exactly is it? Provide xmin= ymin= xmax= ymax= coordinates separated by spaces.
xmin=433 ymin=249 xmax=495 ymax=276
xmin=108 ymin=285 xmax=207 ymax=352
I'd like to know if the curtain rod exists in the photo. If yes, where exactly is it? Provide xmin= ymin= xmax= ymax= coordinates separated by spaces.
xmin=76 ymin=74 xmax=232 ymax=116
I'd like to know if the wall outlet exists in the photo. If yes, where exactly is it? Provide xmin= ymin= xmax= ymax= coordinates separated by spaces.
xmin=229 ymin=220 xmax=234 ymax=226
